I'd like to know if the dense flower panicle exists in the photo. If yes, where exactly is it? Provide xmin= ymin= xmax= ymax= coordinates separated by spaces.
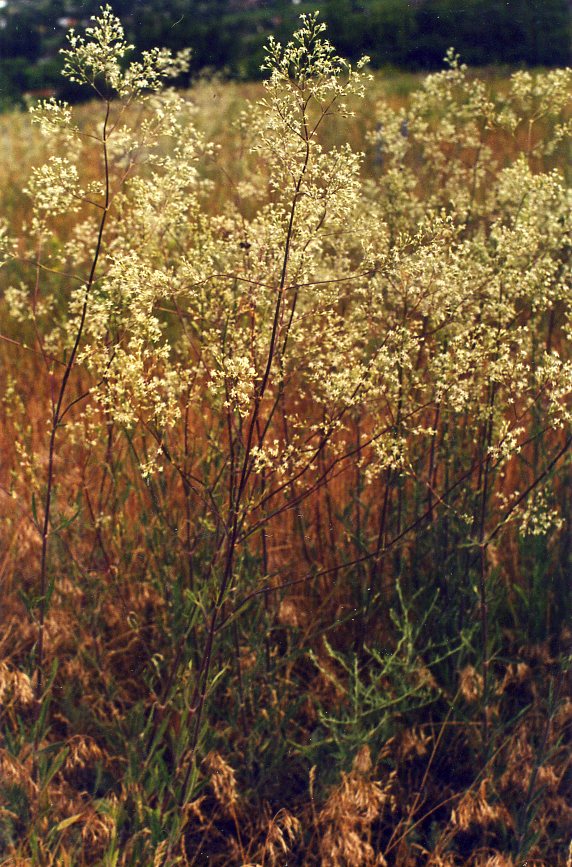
xmin=61 ymin=4 xmax=190 ymax=98
xmin=25 ymin=157 xmax=83 ymax=219
xmin=4 ymin=4 xmax=570 ymax=519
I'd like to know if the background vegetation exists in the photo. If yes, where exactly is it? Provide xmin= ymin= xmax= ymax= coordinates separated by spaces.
xmin=0 ymin=7 xmax=571 ymax=866
xmin=0 ymin=0 xmax=570 ymax=110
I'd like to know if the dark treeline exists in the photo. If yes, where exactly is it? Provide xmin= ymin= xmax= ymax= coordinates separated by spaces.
xmin=0 ymin=0 xmax=570 ymax=108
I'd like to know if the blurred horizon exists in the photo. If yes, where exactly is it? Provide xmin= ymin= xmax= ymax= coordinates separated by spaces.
xmin=0 ymin=0 xmax=570 ymax=109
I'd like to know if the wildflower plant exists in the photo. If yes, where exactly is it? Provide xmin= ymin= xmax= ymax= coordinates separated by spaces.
xmin=1 ymin=5 xmax=571 ymax=864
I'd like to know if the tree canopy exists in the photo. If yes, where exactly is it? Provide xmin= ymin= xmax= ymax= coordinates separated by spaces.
xmin=0 ymin=0 xmax=569 ymax=109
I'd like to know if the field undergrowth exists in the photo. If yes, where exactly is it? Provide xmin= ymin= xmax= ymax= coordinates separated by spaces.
xmin=0 ymin=8 xmax=571 ymax=866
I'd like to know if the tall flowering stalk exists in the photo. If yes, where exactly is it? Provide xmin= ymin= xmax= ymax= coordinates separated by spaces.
xmin=19 ymin=4 xmax=192 ymax=770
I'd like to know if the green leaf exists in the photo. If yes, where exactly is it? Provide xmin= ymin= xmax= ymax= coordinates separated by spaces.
xmin=40 ymin=746 xmax=70 ymax=792
xmin=53 ymin=507 xmax=82 ymax=533
xmin=31 ymin=492 xmax=40 ymax=529
xmin=55 ymin=812 xmax=83 ymax=832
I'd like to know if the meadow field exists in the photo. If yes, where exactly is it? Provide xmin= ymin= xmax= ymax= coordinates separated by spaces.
xmin=0 ymin=9 xmax=571 ymax=865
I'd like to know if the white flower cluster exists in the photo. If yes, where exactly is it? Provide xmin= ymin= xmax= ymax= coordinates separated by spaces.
xmin=25 ymin=157 xmax=82 ymax=219
xmin=5 ymin=7 xmax=571 ymax=568
xmin=519 ymin=488 xmax=564 ymax=537
xmin=0 ymin=219 xmax=15 ymax=269
xmin=61 ymin=5 xmax=190 ymax=98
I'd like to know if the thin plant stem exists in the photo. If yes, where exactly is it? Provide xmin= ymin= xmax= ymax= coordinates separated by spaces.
xmin=34 ymin=100 xmax=111 ymax=737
